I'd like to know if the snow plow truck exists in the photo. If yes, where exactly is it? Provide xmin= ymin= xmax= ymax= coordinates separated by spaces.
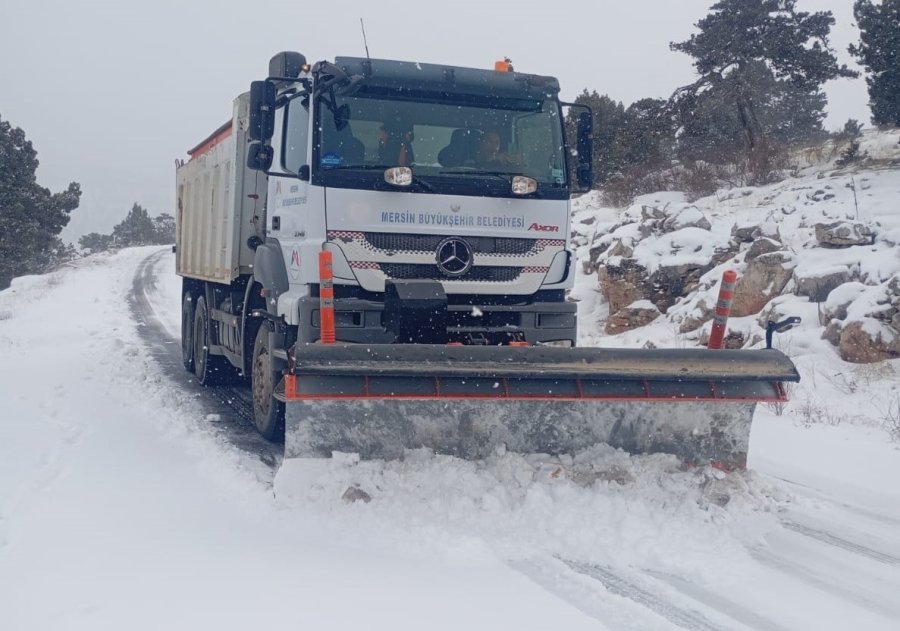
xmin=175 ymin=52 xmax=799 ymax=469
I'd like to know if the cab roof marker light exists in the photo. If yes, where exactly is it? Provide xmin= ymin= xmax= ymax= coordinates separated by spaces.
xmin=494 ymin=57 xmax=514 ymax=73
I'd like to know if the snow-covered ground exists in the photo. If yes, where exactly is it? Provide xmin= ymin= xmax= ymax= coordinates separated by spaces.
xmin=2 ymin=153 xmax=900 ymax=628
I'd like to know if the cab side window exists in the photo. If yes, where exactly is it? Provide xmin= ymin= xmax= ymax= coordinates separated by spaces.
xmin=283 ymin=96 xmax=310 ymax=174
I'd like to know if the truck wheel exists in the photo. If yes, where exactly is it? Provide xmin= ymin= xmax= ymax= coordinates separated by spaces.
xmin=181 ymin=292 xmax=195 ymax=373
xmin=251 ymin=323 xmax=285 ymax=441
xmin=193 ymin=295 xmax=231 ymax=386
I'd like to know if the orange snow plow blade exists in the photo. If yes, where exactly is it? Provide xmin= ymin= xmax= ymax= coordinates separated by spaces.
xmin=277 ymin=344 xmax=799 ymax=469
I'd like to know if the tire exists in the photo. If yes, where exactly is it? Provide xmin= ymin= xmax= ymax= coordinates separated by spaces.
xmin=193 ymin=295 xmax=232 ymax=386
xmin=251 ymin=323 xmax=285 ymax=441
xmin=181 ymin=292 xmax=195 ymax=373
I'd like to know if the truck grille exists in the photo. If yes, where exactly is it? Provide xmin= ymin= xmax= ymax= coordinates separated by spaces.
xmin=381 ymin=263 xmax=522 ymax=282
xmin=364 ymin=233 xmax=537 ymax=256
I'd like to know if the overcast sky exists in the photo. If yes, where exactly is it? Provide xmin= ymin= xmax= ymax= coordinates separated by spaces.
xmin=0 ymin=0 xmax=869 ymax=240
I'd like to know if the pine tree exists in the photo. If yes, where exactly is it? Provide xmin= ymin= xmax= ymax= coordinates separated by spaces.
xmin=613 ymin=98 xmax=677 ymax=169
xmin=565 ymin=90 xmax=626 ymax=185
xmin=112 ymin=203 xmax=156 ymax=247
xmin=151 ymin=213 xmax=175 ymax=244
xmin=0 ymin=114 xmax=80 ymax=290
xmin=675 ymin=61 xmax=828 ymax=163
xmin=672 ymin=0 xmax=856 ymax=179
xmin=849 ymin=0 xmax=900 ymax=127
xmin=78 ymin=232 xmax=115 ymax=252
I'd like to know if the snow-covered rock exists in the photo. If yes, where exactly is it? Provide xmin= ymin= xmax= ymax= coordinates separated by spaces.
xmin=793 ymin=264 xmax=852 ymax=302
xmin=597 ymin=259 xmax=646 ymax=315
xmin=838 ymin=320 xmax=900 ymax=363
xmin=814 ymin=221 xmax=875 ymax=248
xmin=731 ymin=251 xmax=795 ymax=317
xmin=745 ymin=237 xmax=782 ymax=262
xmin=822 ymin=281 xmax=869 ymax=322
xmin=661 ymin=205 xmax=712 ymax=232
xmin=606 ymin=300 xmax=661 ymax=334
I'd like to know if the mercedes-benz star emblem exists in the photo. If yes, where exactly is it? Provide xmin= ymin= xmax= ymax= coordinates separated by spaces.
xmin=435 ymin=237 xmax=473 ymax=278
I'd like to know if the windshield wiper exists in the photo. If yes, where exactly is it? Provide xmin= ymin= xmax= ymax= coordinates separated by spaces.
xmin=322 ymin=164 xmax=393 ymax=171
xmin=440 ymin=169 xmax=513 ymax=182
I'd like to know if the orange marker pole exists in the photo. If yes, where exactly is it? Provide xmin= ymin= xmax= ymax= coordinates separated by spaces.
xmin=318 ymin=249 xmax=336 ymax=345
xmin=708 ymin=270 xmax=737 ymax=350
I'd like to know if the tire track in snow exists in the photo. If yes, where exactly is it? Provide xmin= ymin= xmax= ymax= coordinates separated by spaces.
xmin=772 ymin=475 xmax=900 ymax=529
xmin=642 ymin=570 xmax=791 ymax=631
xmin=561 ymin=560 xmax=728 ymax=631
xmin=129 ymin=250 xmax=281 ymax=471
xmin=749 ymin=545 xmax=900 ymax=620
xmin=513 ymin=557 xmax=737 ymax=631
xmin=780 ymin=519 xmax=900 ymax=568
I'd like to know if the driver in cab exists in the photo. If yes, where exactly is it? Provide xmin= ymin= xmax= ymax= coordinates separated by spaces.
xmin=473 ymin=129 xmax=521 ymax=168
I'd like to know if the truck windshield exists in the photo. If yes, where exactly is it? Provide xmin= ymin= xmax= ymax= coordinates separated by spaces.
xmin=314 ymin=89 xmax=568 ymax=193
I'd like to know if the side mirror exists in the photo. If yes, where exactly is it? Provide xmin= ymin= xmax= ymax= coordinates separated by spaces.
xmin=249 ymin=81 xmax=276 ymax=142
xmin=576 ymin=111 xmax=593 ymax=191
xmin=247 ymin=141 xmax=274 ymax=171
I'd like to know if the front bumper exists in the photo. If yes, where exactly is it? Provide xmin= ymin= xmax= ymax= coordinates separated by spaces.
xmin=296 ymin=296 xmax=577 ymax=345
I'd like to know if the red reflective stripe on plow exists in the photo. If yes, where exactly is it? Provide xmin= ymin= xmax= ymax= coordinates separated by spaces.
xmin=283 ymin=382 xmax=788 ymax=403
xmin=284 ymin=374 xmax=298 ymax=399
xmin=284 ymin=393 xmax=787 ymax=402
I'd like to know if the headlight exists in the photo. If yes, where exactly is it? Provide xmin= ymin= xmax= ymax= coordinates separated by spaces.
xmin=511 ymin=176 xmax=538 ymax=195
xmin=384 ymin=167 xmax=412 ymax=186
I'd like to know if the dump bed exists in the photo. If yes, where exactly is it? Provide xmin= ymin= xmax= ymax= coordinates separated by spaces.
xmin=175 ymin=92 xmax=266 ymax=284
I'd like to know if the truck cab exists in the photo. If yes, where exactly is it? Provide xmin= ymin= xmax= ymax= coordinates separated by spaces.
xmin=256 ymin=53 xmax=594 ymax=347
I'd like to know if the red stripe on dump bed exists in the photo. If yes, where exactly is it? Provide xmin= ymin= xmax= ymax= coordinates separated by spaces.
xmin=188 ymin=120 xmax=233 ymax=160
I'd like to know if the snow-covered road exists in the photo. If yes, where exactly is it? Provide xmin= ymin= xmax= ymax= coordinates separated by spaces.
xmin=1 ymin=247 xmax=898 ymax=630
